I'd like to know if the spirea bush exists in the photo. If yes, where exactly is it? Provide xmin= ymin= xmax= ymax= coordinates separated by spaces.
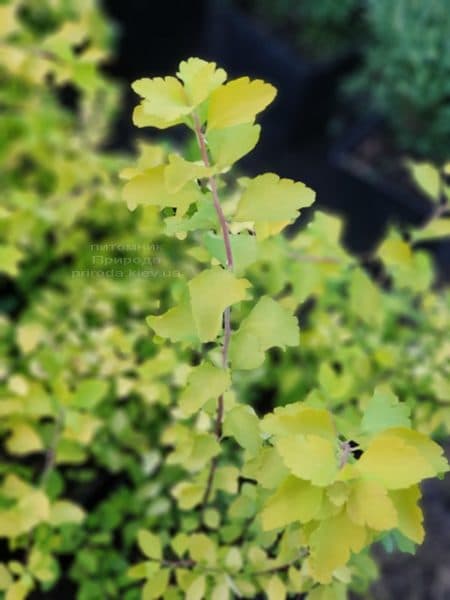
xmin=122 ymin=58 xmax=449 ymax=599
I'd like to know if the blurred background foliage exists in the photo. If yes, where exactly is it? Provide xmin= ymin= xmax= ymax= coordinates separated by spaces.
xmin=0 ymin=0 xmax=449 ymax=599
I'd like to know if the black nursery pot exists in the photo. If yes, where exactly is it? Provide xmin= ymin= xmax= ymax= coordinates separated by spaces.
xmin=201 ymin=0 xmax=359 ymax=155
xmin=330 ymin=116 xmax=433 ymax=224
xmin=330 ymin=116 xmax=450 ymax=281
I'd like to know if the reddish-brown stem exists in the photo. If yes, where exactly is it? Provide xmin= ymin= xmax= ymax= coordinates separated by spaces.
xmin=193 ymin=113 xmax=234 ymax=508
xmin=193 ymin=114 xmax=234 ymax=271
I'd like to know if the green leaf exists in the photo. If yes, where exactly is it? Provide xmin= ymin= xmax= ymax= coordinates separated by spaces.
xmin=16 ymin=323 xmax=45 ymax=354
xmin=242 ymin=447 xmax=289 ymax=489
xmin=361 ymin=386 xmax=411 ymax=435
xmin=186 ymin=575 xmax=206 ymax=600
xmin=4 ymin=579 xmax=31 ymax=600
xmin=142 ymin=570 xmax=170 ymax=600
xmin=188 ymin=534 xmax=216 ymax=566
xmin=230 ymin=296 xmax=299 ymax=369
xmin=6 ymin=423 xmax=43 ymax=455
xmin=188 ymin=268 xmax=250 ymax=342
xmin=207 ymin=77 xmax=276 ymax=130
xmin=48 ymin=501 xmax=85 ymax=526
xmin=204 ymin=232 xmax=258 ymax=274
xmin=171 ymin=482 xmax=204 ymax=510
xmin=72 ymin=379 xmax=108 ymax=410
xmin=349 ymin=269 xmax=383 ymax=326
xmin=127 ymin=561 xmax=159 ymax=580
xmin=137 ymin=530 xmax=162 ymax=560
xmin=412 ymin=218 xmax=450 ymax=241
xmin=146 ymin=292 xmax=198 ymax=343
xmin=235 ymin=173 xmax=315 ymax=225
xmin=164 ymin=154 xmax=211 ymax=193
xmin=122 ymin=165 xmax=201 ymax=215
xmin=0 ymin=563 xmax=12 ymax=590
xmin=28 ymin=548 xmax=58 ymax=583
xmin=208 ymin=123 xmax=260 ymax=167
xmin=409 ymin=162 xmax=440 ymax=200
xmin=223 ymin=404 xmax=261 ymax=456
xmin=179 ymin=362 xmax=230 ymax=417
xmin=267 ymin=575 xmax=286 ymax=600
xmin=0 ymin=245 xmax=23 ymax=277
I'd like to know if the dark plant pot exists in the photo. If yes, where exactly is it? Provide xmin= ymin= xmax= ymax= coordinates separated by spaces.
xmin=330 ymin=116 xmax=433 ymax=223
xmin=330 ymin=116 xmax=450 ymax=280
xmin=201 ymin=0 xmax=359 ymax=159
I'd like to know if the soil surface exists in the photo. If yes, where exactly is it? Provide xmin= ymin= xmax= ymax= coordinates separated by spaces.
xmin=367 ymin=444 xmax=450 ymax=600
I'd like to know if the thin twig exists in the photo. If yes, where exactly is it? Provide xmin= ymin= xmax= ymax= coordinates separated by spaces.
xmin=193 ymin=113 xmax=234 ymax=508
xmin=39 ymin=409 xmax=64 ymax=487
xmin=146 ymin=551 xmax=306 ymax=577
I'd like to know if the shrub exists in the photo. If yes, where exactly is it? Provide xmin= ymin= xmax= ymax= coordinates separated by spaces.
xmin=1 ymin=1 xmax=450 ymax=597
xmin=352 ymin=0 xmax=450 ymax=162
xmin=239 ymin=0 xmax=363 ymax=58
xmin=123 ymin=58 xmax=449 ymax=599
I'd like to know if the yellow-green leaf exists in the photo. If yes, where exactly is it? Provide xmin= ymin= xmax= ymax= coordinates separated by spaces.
xmin=177 ymin=57 xmax=227 ymax=106
xmin=171 ymin=482 xmax=204 ymax=510
xmin=208 ymin=123 xmax=260 ymax=167
xmin=165 ymin=154 xmax=211 ymax=193
xmin=146 ymin=292 xmax=198 ymax=343
xmin=48 ymin=500 xmax=85 ymax=526
xmin=357 ymin=429 xmax=448 ymax=489
xmin=6 ymin=423 xmax=43 ymax=455
xmin=349 ymin=268 xmax=383 ymax=326
xmin=412 ymin=218 xmax=450 ymax=242
xmin=276 ymin=434 xmax=338 ymax=486
xmin=0 ymin=563 xmax=12 ymax=590
xmin=267 ymin=575 xmax=286 ymax=600
xmin=230 ymin=296 xmax=299 ymax=369
xmin=16 ymin=323 xmax=45 ymax=354
xmin=346 ymin=479 xmax=397 ymax=531
xmin=142 ymin=570 xmax=170 ymax=600
xmin=262 ymin=404 xmax=336 ymax=441
xmin=123 ymin=165 xmax=201 ymax=215
xmin=5 ymin=580 xmax=31 ymax=600
xmin=188 ymin=268 xmax=250 ymax=342
xmin=361 ymin=386 xmax=411 ymax=435
xmin=308 ymin=510 xmax=367 ymax=583
xmin=138 ymin=530 xmax=162 ymax=560
xmin=132 ymin=76 xmax=190 ymax=123
xmin=207 ymin=77 xmax=276 ymax=130
xmin=409 ymin=162 xmax=440 ymax=200
xmin=262 ymin=476 xmax=323 ymax=530
xmin=179 ymin=362 xmax=230 ymax=417
xmin=0 ymin=245 xmax=23 ymax=277
xmin=186 ymin=575 xmax=206 ymax=600
xmin=389 ymin=485 xmax=424 ymax=544
xmin=235 ymin=173 xmax=315 ymax=226
xmin=204 ymin=232 xmax=258 ymax=275
xmin=223 ymin=404 xmax=261 ymax=456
